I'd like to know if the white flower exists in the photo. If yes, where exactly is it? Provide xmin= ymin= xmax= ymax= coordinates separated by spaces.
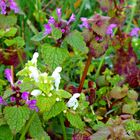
xmin=52 ymin=66 xmax=62 ymax=90
xmin=66 ymin=93 xmax=80 ymax=110
xmin=56 ymin=97 xmax=60 ymax=102
xmin=39 ymin=72 xmax=48 ymax=83
xmin=31 ymin=89 xmax=42 ymax=97
xmin=31 ymin=52 xmax=39 ymax=65
xmin=29 ymin=66 xmax=39 ymax=82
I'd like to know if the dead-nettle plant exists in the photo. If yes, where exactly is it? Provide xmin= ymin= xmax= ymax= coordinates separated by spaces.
xmin=0 ymin=0 xmax=140 ymax=140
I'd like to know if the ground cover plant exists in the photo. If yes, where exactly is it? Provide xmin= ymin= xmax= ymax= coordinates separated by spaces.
xmin=0 ymin=0 xmax=140 ymax=140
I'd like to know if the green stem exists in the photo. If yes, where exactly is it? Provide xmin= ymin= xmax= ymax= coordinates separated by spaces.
xmin=125 ymin=0 xmax=138 ymax=33
xmin=17 ymin=49 xmax=24 ymax=68
xmin=19 ymin=112 xmax=36 ymax=140
xmin=90 ymin=105 xmax=98 ymax=123
xmin=59 ymin=113 xmax=67 ymax=140
xmin=95 ymin=54 xmax=105 ymax=80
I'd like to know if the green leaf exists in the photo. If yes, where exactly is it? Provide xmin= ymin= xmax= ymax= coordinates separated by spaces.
xmin=65 ymin=30 xmax=88 ymax=53
xmin=4 ymin=106 xmax=30 ymax=133
xmin=0 ymin=125 xmax=13 ymax=140
xmin=0 ymin=29 xmax=5 ymax=37
xmin=13 ymin=36 xmax=25 ymax=47
xmin=0 ymin=15 xmax=17 ymax=28
xmin=31 ymin=31 xmax=47 ymax=42
xmin=3 ymin=88 xmax=13 ymax=99
xmin=54 ymin=90 xmax=72 ymax=99
xmin=37 ymin=95 xmax=56 ymax=112
xmin=43 ymin=101 xmax=67 ymax=120
xmin=66 ymin=112 xmax=85 ymax=130
xmin=122 ymin=101 xmax=138 ymax=115
xmin=4 ymin=39 xmax=15 ymax=46
xmin=29 ymin=113 xmax=50 ymax=140
xmin=4 ymin=36 xmax=25 ymax=47
xmin=0 ymin=117 xmax=6 ymax=127
xmin=4 ymin=27 xmax=17 ymax=37
xmin=52 ymin=27 xmax=62 ymax=40
xmin=41 ymin=44 xmax=69 ymax=70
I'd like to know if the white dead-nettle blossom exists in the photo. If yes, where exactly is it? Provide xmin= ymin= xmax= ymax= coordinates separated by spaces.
xmin=63 ymin=110 xmax=67 ymax=113
xmin=66 ymin=93 xmax=80 ymax=110
xmin=48 ymin=93 xmax=52 ymax=97
xmin=52 ymin=67 xmax=62 ymax=90
xmin=29 ymin=66 xmax=39 ymax=82
xmin=39 ymin=72 xmax=48 ymax=83
xmin=31 ymin=52 xmax=39 ymax=65
xmin=56 ymin=97 xmax=60 ymax=102
xmin=31 ymin=89 xmax=42 ymax=97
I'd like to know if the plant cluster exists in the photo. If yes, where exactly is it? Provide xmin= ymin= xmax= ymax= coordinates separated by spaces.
xmin=0 ymin=0 xmax=140 ymax=140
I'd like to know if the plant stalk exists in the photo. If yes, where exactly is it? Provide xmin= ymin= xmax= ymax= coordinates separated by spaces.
xmin=59 ymin=113 xmax=67 ymax=140
xmin=78 ymin=53 xmax=92 ymax=93
xmin=95 ymin=54 xmax=105 ymax=80
xmin=125 ymin=0 xmax=138 ymax=33
xmin=19 ymin=112 xmax=36 ymax=140
xmin=17 ymin=49 xmax=24 ymax=68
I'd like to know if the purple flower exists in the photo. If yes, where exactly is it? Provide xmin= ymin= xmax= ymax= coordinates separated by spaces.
xmin=79 ymin=17 xmax=89 ymax=29
xmin=129 ymin=27 xmax=140 ymax=37
xmin=9 ymin=0 xmax=19 ymax=13
xmin=0 ymin=96 xmax=3 ymax=104
xmin=0 ymin=0 xmax=6 ymax=14
xmin=61 ymin=29 xmax=65 ymax=33
xmin=17 ymin=80 xmax=22 ymax=85
xmin=106 ymin=24 xmax=117 ymax=37
xmin=26 ymin=100 xmax=39 ymax=112
xmin=21 ymin=92 xmax=29 ymax=100
xmin=44 ymin=24 xmax=52 ymax=35
xmin=95 ymin=35 xmax=103 ymax=41
xmin=10 ymin=96 xmax=16 ymax=102
xmin=48 ymin=16 xmax=55 ymax=24
xmin=67 ymin=14 xmax=75 ymax=25
xmin=56 ymin=8 xmax=61 ymax=20
xmin=0 ymin=96 xmax=7 ymax=105
xmin=4 ymin=69 xmax=14 ymax=86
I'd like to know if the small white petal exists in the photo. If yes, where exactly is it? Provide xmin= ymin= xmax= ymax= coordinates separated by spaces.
xmin=31 ymin=52 xmax=39 ymax=64
xmin=72 ymin=93 xmax=80 ymax=99
xmin=54 ymin=67 xmax=62 ymax=73
xmin=29 ymin=66 xmax=39 ymax=82
xmin=56 ymin=97 xmax=60 ymax=101
xmin=31 ymin=89 xmax=42 ymax=97
xmin=48 ymin=93 xmax=52 ymax=97
xmin=66 ymin=93 xmax=80 ymax=110
xmin=52 ymin=66 xmax=62 ymax=90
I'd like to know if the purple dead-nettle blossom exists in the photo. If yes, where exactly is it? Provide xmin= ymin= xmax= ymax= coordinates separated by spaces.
xmin=4 ymin=69 xmax=14 ymax=86
xmin=61 ymin=29 xmax=65 ymax=33
xmin=129 ymin=27 xmax=140 ymax=37
xmin=44 ymin=24 xmax=52 ymax=35
xmin=0 ymin=96 xmax=7 ymax=105
xmin=95 ymin=35 xmax=103 ymax=41
xmin=48 ymin=16 xmax=55 ymax=24
xmin=56 ymin=8 xmax=61 ymax=21
xmin=26 ymin=100 xmax=39 ymax=112
xmin=79 ymin=17 xmax=89 ymax=29
xmin=0 ymin=96 xmax=3 ymax=104
xmin=106 ymin=24 xmax=117 ymax=37
xmin=21 ymin=92 xmax=29 ymax=100
xmin=9 ymin=0 xmax=19 ymax=13
xmin=67 ymin=14 xmax=75 ymax=25
xmin=10 ymin=96 xmax=16 ymax=102
xmin=17 ymin=80 xmax=22 ymax=85
xmin=0 ymin=0 xmax=6 ymax=14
